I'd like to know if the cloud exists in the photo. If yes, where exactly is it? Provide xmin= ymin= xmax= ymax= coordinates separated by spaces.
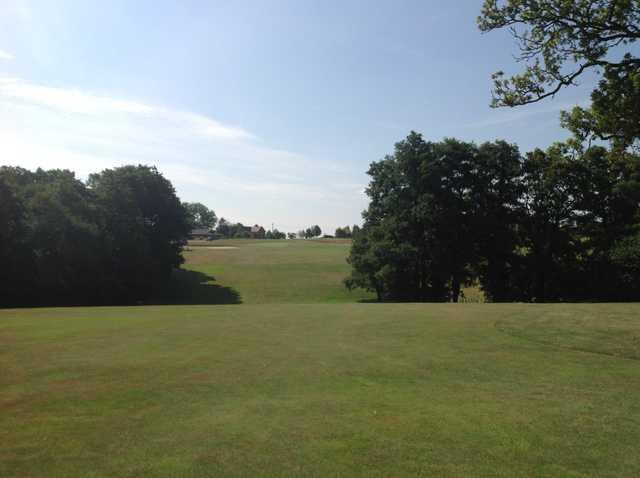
xmin=0 ymin=50 xmax=13 ymax=60
xmin=0 ymin=76 xmax=367 ymax=232
xmin=0 ymin=77 xmax=153 ymax=114
xmin=0 ymin=77 xmax=253 ymax=141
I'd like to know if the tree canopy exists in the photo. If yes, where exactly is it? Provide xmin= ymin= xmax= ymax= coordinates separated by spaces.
xmin=0 ymin=165 xmax=190 ymax=306
xmin=478 ymin=0 xmax=640 ymax=108
xmin=346 ymin=132 xmax=640 ymax=302
xmin=184 ymin=202 xmax=217 ymax=230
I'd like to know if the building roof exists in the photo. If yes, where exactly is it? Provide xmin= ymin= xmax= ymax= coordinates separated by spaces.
xmin=190 ymin=228 xmax=211 ymax=235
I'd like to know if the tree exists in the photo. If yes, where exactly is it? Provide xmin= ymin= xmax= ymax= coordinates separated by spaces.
xmin=88 ymin=165 xmax=190 ymax=302
xmin=478 ymin=0 xmax=640 ymax=107
xmin=216 ymin=217 xmax=231 ymax=237
xmin=335 ymin=226 xmax=352 ymax=238
xmin=269 ymin=229 xmax=286 ymax=239
xmin=287 ymin=232 xmax=297 ymax=240
xmin=184 ymin=202 xmax=217 ymax=230
xmin=0 ymin=174 xmax=34 ymax=306
xmin=0 ymin=167 xmax=109 ymax=305
xmin=346 ymin=133 xmax=483 ymax=302
xmin=1 ymin=165 xmax=193 ymax=306
xmin=561 ymin=63 xmax=640 ymax=149
xmin=610 ymin=232 xmax=640 ymax=298
xmin=472 ymin=141 xmax=525 ymax=301
xmin=312 ymin=225 xmax=322 ymax=237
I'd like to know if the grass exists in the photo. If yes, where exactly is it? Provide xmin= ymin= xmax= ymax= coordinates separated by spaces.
xmin=177 ymin=239 xmax=374 ymax=304
xmin=1 ymin=240 xmax=640 ymax=477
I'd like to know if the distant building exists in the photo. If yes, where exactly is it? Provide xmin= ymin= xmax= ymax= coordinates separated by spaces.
xmin=188 ymin=228 xmax=213 ymax=240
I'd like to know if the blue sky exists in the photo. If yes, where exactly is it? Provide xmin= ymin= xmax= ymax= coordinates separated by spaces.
xmin=0 ymin=0 xmax=596 ymax=233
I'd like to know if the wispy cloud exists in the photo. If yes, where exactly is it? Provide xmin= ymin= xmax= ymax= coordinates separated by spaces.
xmin=0 ymin=49 xmax=14 ymax=60
xmin=0 ymin=77 xmax=252 ymax=140
xmin=0 ymin=78 xmax=153 ymax=114
xmin=0 ymin=77 xmax=366 ymax=232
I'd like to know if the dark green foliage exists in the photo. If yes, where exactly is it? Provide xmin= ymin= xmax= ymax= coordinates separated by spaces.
xmin=335 ymin=225 xmax=360 ymax=238
xmin=610 ymin=233 xmax=640 ymax=298
xmin=0 ymin=175 xmax=34 ymax=306
xmin=472 ymin=141 xmax=525 ymax=301
xmin=215 ymin=219 xmax=248 ymax=238
xmin=265 ymin=229 xmax=286 ymax=240
xmin=184 ymin=202 xmax=217 ymax=229
xmin=300 ymin=225 xmax=322 ymax=239
xmin=88 ymin=165 xmax=190 ymax=303
xmin=347 ymin=133 xmax=480 ymax=302
xmin=347 ymin=133 xmax=640 ymax=302
xmin=0 ymin=165 xmax=190 ymax=306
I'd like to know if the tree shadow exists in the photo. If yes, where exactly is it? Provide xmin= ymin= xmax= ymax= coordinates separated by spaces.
xmin=150 ymin=269 xmax=242 ymax=305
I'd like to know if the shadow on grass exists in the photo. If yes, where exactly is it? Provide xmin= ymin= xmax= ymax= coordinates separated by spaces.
xmin=150 ymin=269 xmax=242 ymax=305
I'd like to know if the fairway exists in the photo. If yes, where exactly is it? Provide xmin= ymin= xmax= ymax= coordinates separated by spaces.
xmin=2 ymin=242 xmax=640 ymax=477
xmin=172 ymin=239 xmax=376 ymax=304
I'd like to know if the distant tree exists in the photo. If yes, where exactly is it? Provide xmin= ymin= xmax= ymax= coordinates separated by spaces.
xmin=297 ymin=230 xmax=306 ymax=239
xmin=216 ymin=218 xmax=231 ymax=237
xmin=312 ymin=225 xmax=322 ymax=237
xmin=287 ymin=232 xmax=297 ymax=240
xmin=184 ymin=202 xmax=217 ymax=230
xmin=335 ymin=226 xmax=352 ymax=238
xmin=232 ymin=223 xmax=250 ymax=238
xmin=351 ymin=224 xmax=361 ymax=236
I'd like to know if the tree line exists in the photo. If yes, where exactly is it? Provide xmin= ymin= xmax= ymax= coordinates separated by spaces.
xmin=334 ymin=225 xmax=361 ymax=238
xmin=345 ymin=135 xmax=640 ymax=302
xmin=346 ymin=0 xmax=640 ymax=302
xmin=0 ymin=165 xmax=190 ymax=307
xmin=298 ymin=225 xmax=322 ymax=239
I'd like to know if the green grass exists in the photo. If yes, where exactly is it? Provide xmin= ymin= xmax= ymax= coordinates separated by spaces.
xmin=177 ymin=239 xmax=375 ymax=304
xmin=2 ymin=240 xmax=640 ymax=477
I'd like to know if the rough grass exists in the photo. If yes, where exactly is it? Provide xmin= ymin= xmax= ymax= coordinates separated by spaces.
xmin=1 ymin=240 xmax=640 ymax=477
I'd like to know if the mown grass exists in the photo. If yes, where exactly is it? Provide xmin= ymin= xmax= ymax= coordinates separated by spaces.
xmin=180 ymin=239 xmax=375 ymax=304
xmin=1 ymin=241 xmax=639 ymax=477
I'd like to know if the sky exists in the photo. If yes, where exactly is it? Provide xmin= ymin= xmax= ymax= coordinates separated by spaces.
xmin=0 ymin=0 xmax=598 ymax=234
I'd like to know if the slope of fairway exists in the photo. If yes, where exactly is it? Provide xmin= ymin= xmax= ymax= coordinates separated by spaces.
xmin=2 ymin=303 xmax=640 ymax=477
xmin=176 ymin=239 xmax=375 ymax=304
